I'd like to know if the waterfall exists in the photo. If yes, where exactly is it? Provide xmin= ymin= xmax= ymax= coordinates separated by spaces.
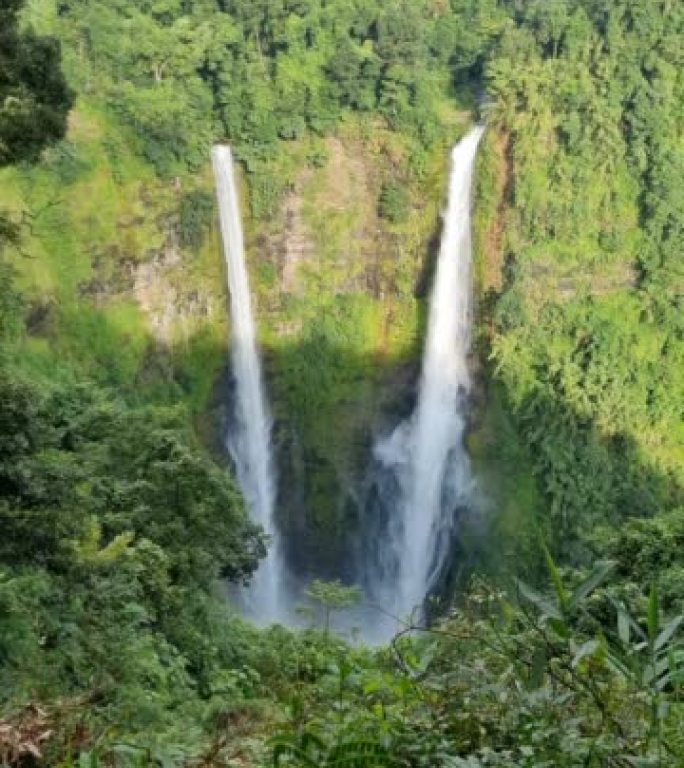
xmin=366 ymin=127 xmax=484 ymax=634
xmin=212 ymin=145 xmax=282 ymax=623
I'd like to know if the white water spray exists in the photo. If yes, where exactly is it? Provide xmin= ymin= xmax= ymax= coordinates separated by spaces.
xmin=212 ymin=145 xmax=282 ymax=623
xmin=368 ymin=127 xmax=484 ymax=630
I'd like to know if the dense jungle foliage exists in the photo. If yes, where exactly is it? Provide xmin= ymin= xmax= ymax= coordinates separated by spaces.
xmin=0 ymin=0 xmax=682 ymax=765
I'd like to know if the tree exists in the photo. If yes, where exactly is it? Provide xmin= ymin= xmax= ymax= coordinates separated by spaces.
xmin=378 ymin=180 xmax=410 ymax=223
xmin=305 ymin=579 xmax=362 ymax=634
xmin=0 ymin=0 xmax=73 ymax=165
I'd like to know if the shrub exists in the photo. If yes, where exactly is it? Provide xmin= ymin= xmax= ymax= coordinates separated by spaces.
xmin=179 ymin=189 xmax=215 ymax=251
xmin=378 ymin=181 xmax=410 ymax=223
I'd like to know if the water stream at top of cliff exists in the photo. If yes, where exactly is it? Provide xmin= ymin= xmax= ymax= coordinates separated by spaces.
xmin=212 ymin=145 xmax=283 ymax=624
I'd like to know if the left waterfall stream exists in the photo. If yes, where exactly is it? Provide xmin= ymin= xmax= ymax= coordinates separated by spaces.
xmin=212 ymin=145 xmax=284 ymax=624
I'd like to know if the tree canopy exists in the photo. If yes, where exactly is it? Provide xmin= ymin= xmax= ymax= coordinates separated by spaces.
xmin=0 ymin=0 xmax=73 ymax=165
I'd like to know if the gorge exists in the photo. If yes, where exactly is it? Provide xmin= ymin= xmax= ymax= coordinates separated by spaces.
xmin=1 ymin=0 xmax=681 ymax=762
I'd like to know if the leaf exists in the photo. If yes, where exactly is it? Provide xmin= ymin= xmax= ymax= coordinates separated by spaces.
xmin=667 ymin=648 xmax=684 ymax=685
xmin=528 ymin=645 xmax=547 ymax=689
xmin=78 ymin=753 xmax=97 ymax=768
xmin=570 ymin=560 xmax=615 ymax=608
xmin=656 ymin=671 xmax=675 ymax=691
xmin=612 ymin=598 xmax=646 ymax=644
xmin=572 ymin=639 xmax=600 ymax=668
xmin=542 ymin=543 xmax=568 ymax=614
xmin=654 ymin=614 xmax=683 ymax=652
xmin=328 ymin=739 xmax=393 ymax=767
xmin=618 ymin=606 xmax=630 ymax=645
xmin=152 ymin=749 xmax=182 ymax=768
xmin=605 ymin=648 xmax=633 ymax=680
xmin=648 ymin=582 xmax=659 ymax=643
xmin=546 ymin=616 xmax=571 ymax=639
xmin=642 ymin=656 xmax=669 ymax=686
xmin=273 ymin=740 xmax=314 ymax=768
xmin=272 ymin=731 xmax=326 ymax=767
xmin=516 ymin=579 xmax=562 ymax=620
xmin=363 ymin=678 xmax=383 ymax=696
xmin=300 ymin=731 xmax=327 ymax=755
xmin=414 ymin=639 xmax=439 ymax=674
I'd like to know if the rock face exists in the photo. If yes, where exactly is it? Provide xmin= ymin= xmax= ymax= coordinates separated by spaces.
xmin=131 ymin=231 xmax=217 ymax=345
xmin=77 ymin=188 xmax=225 ymax=347
xmin=131 ymin=248 xmax=183 ymax=344
xmin=240 ymin=126 xmax=447 ymax=578
xmin=280 ymin=171 xmax=314 ymax=295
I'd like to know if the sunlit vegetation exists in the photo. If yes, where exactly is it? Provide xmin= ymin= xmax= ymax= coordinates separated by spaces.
xmin=0 ymin=0 xmax=682 ymax=765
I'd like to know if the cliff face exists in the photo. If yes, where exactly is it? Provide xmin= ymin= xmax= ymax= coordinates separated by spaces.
xmin=243 ymin=120 xmax=456 ymax=575
xmin=2 ymin=98 xmax=475 ymax=576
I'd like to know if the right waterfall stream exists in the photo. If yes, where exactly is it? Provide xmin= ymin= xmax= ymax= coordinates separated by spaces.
xmin=364 ymin=126 xmax=485 ymax=639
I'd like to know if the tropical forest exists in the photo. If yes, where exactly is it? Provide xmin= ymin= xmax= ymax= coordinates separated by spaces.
xmin=0 ymin=0 xmax=682 ymax=765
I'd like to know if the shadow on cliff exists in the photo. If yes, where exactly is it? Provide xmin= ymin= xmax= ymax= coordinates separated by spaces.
xmin=202 ymin=325 xmax=682 ymax=614
xmin=454 ymin=358 xmax=683 ymax=597
xmin=210 ymin=329 xmax=423 ymax=583
xmin=32 ymin=294 xmax=681 ymax=623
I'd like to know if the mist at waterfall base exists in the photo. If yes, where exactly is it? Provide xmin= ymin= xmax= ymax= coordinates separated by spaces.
xmin=213 ymin=128 xmax=484 ymax=640
xmin=360 ymin=127 xmax=485 ymax=642
xmin=212 ymin=145 xmax=287 ymax=625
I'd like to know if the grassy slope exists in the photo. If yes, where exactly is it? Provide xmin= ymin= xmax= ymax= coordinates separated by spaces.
xmin=1 ymin=99 xmax=228 ymax=410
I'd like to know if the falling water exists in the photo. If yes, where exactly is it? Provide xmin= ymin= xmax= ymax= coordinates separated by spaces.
xmin=212 ymin=145 xmax=282 ymax=623
xmin=366 ymin=127 xmax=485 ymax=633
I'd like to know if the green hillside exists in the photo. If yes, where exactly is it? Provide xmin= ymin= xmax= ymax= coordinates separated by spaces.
xmin=0 ymin=0 xmax=682 ymax=765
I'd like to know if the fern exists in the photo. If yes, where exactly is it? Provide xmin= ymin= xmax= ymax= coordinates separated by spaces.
xmin=272 ymin=731 xmax=397 ymax=767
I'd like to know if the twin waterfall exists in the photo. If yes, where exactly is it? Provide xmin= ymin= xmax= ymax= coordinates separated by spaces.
xmin=212 ymin=127 xmax=484 ymax=634
xmin=211 ymin=146 xmax=282 ymax=623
